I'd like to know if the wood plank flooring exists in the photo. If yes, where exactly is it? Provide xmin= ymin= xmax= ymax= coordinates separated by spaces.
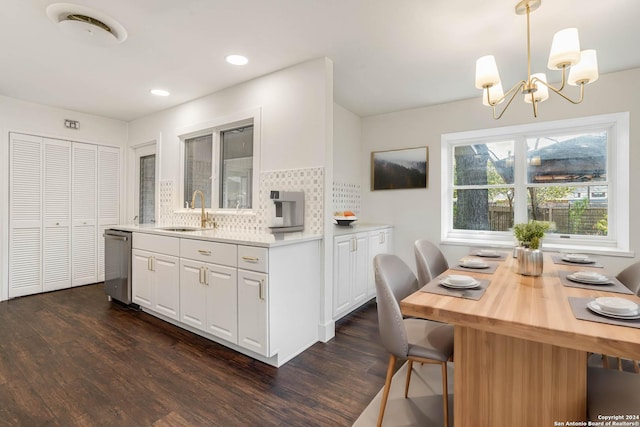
xmin=0 ymin=284 xmax=388 ymax=426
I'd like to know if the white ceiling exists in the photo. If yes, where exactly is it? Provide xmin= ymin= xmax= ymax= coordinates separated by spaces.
xmin=2 ymin=0 xmax=639 ymax=122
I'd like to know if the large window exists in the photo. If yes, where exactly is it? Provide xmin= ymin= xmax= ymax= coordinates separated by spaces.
xmin=179 ymin=109 xmax=260 ymax=212
xmin=442 ymin=113 xmax=629 ymax=254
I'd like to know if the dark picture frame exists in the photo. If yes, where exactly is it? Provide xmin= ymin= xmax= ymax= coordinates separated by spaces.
xmin=371 ymin=146 xmax=428 ymax=190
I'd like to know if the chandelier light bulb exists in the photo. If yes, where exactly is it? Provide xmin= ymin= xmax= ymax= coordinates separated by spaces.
xmin=475 ymin=55 xmax=501 ymax=89
xmin=483 ymin=82 xmax=505 ymax=106
xmin=568 ymin=50 xmax=599 ymax=86
xmin=524 ymin=73 xmax=549 ymax=103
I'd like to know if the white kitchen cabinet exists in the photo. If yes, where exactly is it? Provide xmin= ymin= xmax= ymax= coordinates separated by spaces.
xmin=333 ymin=226 xmax=393 ymax=320
xmin=237 ymin=269 xmax=269 ymax=356
xmin=333 ymin=232 xmax=369 ymax=319
xmin=132 ymin=249 xmax=180 ymax=319
xmin=179 ymin=257 xmax=238 ymax=343
xmin=132 ymin=234 xmax=180 ymax=320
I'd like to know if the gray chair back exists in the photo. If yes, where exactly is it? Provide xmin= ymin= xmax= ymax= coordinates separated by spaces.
xmin=414 ymin=239 xmax=449 ymax=285
xmin=373 ymin=254 xmax=419 ymax=359
xmin=616 ymin=261 xmax=640 ymax=295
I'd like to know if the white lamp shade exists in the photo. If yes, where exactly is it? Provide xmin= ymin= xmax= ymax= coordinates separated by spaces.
xmin=568 ymin=50 xmax=599 ymax=85
xmin=483 ymin=82 xmax=505 ymax=106
xmin=547 ymin=28 xmax=581 ymax=69
xmin=524 ymin=73 xmax=549 ymax=103
xmin=475 ymin=55 xmax=501 ymax=89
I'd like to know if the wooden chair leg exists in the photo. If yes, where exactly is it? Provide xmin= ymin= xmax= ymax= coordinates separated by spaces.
xmin=404 ymin=360 xmax=414 ymax=398
xmin=442 ymin=361 xmax=449 ymax=427
xmin=617 ymin=357 xmax=623 ymax=371
xmin=602 ymin=354 xmax=610 ymax=369
xmin=377 ymin=354 xmax=396 ymax=427
xmin=634 ymin=359 xmax=639 ymax=374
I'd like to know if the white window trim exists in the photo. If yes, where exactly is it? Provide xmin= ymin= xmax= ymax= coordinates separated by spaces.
xmin=176 ymin=107 xmax=261 ymax=214
xmin=440 ymin=112 xmax=631 ymax=256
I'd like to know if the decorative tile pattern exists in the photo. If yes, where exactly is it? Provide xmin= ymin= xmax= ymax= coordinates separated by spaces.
xmin=157 ymin=167 xmax=324 ymax=236
xmin=333 ymin=181 xmax=361 ymax=215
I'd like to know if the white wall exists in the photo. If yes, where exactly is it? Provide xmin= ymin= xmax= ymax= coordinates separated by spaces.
xmin=361 ymin=67 xmax=640 ymax=274
xmin=333 ymin=102 xmax=362 ymax=185
xmin=128 ymin=58 xmax=331 ymax=183
xmin=0 ymin=95 xmax=128 ymax=301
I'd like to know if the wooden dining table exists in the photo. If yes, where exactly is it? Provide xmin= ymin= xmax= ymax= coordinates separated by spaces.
xmin=400 ymin=252 xmax=640 ymax=427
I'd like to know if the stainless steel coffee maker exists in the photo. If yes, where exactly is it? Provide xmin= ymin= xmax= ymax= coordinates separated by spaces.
xmin=268 ymin=190 xmax=304 ymax=233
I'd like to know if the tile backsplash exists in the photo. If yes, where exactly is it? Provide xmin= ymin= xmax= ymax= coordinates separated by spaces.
xmin=332 ymin=181 xmax=361 ymax=215
xmin=159 ymin=167 xmax=324 ymax=236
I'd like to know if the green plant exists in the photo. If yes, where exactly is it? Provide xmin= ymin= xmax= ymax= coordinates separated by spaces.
xmin=513 ymin=220 xmax=551 ymax=250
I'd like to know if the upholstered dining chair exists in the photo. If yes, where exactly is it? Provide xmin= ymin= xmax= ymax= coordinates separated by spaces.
xmin=587 ymin=367 xmax=640 ymax=420
xmin=601 ymin=261 xmax=640 ymax=373
xmin=373 ymin=254 xmax=454 ymax=427
xmin=414 ymin=239 xmax=449 ymax=285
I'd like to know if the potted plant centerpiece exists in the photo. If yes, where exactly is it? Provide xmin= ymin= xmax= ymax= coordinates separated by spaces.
xmin=513 ymin=220 xmax=550 ymax=276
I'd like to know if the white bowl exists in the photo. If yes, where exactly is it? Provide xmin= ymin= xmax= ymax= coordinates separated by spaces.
xmin=565 ymin=253 xmax=588 ymax=260
xmin=573 ymin=271 xmax=606 ymax=281
xmin=594 ymin=297 xmax=638 ymax=314
xmin=447 ymin=275 xmax=474 ymax=285
xmin=478 ymin=250 xmax=498 ymax=256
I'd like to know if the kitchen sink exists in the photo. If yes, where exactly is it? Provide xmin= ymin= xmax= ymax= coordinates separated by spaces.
xmin=157 ymin=226 xmax=200 ymax=232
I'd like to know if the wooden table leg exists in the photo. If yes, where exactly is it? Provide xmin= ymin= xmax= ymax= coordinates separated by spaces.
xmin=453 ymin=326 xmax=587 ymax=427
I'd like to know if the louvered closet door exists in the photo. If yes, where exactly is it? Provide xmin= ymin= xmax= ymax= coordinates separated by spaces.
xmin=43 ymin=138 xmax=72 ymax=291
xmin=72 ymin=142 xmax=98 ymax=287
xmin=97 ymin=146 xmax=120 ymax=282
xmin=9 ymin=133 xmax=43 ymax=297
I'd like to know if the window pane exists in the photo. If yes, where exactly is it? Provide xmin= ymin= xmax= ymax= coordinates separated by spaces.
xmin=139 ymin=154 xmax=155 ymax=224
xmin=453 ymin=188 xmax=515 ymax=231
xmin=453 ymin=141 xmax=514 ymax=186
xmin=526 ymin=132 xmax=607 ymax=184
xmin=184 ymin=135 xmax=212 ymax=208
xmin=220 ymin=125 xmax=253 ymax=209
xmin=526 ymin=185 xmax=608 ymax=236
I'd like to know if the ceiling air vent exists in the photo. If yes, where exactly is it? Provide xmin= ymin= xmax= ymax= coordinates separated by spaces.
xmin=46 ymin=3 xmax=128 ymax=46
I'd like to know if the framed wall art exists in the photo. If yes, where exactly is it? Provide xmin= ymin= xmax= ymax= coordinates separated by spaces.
xmin=371 ymin=146 xmax=428 ymax=190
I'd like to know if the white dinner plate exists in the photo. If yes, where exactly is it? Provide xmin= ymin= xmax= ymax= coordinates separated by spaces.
xmin=459 ymin=262 xmax=489 ymax=269
xmin=440 ymin=278 xmax=480 ymax=289
xmin=475 ymin=250 xmax=501 ymax=258
xmin=587 ymin=301 xmax=640 ymax=319
xmin=566 ymin=274 xmax=611 ymax=285
xmin=595 ymin=297 xmax=639 ymax=314
xmin=561 ymin=257 xmax=596 ymax=264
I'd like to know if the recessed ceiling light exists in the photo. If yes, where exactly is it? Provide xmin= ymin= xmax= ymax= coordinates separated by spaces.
xmin=150 ymin=89 xmax=170 ymax=97
xmin=225 ymin=54 xmax=248 ymax=66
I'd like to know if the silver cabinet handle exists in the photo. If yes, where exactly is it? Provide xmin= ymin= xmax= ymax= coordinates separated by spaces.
xmin=242 ymin=256 xmax=259 ymax=263
xmin=259 ymin=279 xmax=265 ymax=301
xmin=199 ymin=266 xmax=204 ymax=284
xmin=104 ymin=234 xmax=128 ymax=241
xmin=204 ymin=267 xmax=209 ymax=285
xmin=198 ymin=249 xmax=211 ymax=255
xmin=147 ymin=256 xmax=152 ymax=271
xmin=380 ymin=232 xmax=385 ymax=244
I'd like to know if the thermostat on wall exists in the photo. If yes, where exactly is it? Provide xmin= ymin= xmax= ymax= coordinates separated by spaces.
xmin=64 ymin=119 xmax=80 ymax=129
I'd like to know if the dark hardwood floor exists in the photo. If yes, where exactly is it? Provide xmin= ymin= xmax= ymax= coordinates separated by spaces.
xmin=0 ymin=284 xmax=387 ymax=426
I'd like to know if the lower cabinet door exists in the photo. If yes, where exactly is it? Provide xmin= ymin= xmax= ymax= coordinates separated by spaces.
xmin=153 ymin=254 xmax=180 ymax=320
xmin=132 ymin=249 xmax=153 ymax=309
xmin=237 ymin=269 xmax=269 ymax=356
xmin=179 ymin=259 xmax=207 ymax=331
xmin=205 ymin=264 xmax=238 ymax=344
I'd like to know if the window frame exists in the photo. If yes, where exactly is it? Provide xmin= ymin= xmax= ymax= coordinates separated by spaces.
xmin=441 ymin=112 xmax=630 ymax=255
xmin=177 ymin=108 xmax=261 ymax=214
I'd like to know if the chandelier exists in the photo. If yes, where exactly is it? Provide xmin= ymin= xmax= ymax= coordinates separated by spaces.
xmin=475 ymin=0 xmax=599 ymax=119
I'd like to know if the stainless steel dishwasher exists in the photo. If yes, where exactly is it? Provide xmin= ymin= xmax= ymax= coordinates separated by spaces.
xmin=104 ymin=229 xmax=132 ymax=304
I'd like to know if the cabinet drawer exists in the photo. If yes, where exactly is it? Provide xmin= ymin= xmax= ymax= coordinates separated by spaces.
xmin=180 ymin=238 xmax=237 ymax=267
xmin=238 ymin=245 xmax=268 ymax=273
xmin=133 ymin=233 xmax=180 ymax=256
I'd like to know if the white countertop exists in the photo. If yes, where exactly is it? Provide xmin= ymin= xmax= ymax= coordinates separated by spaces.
xmin=332 ymin=222 xmax=392 ymax=236
xmin=110 ymin=224 xmax=322 ymax=248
